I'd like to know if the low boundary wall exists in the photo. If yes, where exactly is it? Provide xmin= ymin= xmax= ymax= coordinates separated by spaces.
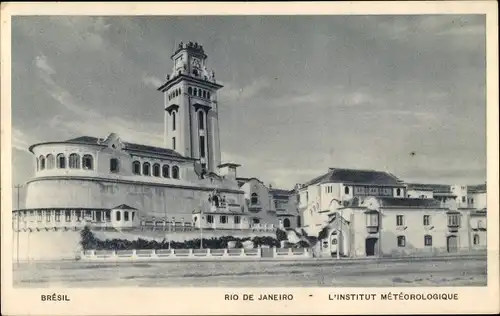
xmin=78 ymin=247 xmax=312 ymax=262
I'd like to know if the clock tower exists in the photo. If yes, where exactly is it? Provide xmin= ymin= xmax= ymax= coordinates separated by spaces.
xmin=157 ymin=42 xmax=223 ymax=174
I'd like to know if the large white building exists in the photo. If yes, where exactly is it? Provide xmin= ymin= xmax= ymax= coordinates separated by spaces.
xmin=14 ymin=42 xmax=283 ymax=233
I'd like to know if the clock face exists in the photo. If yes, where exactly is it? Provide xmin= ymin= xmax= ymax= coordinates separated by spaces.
xmin=191 ymin=57 xmax=201 ymax=69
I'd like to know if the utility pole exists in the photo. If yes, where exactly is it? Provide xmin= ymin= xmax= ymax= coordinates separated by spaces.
xmin=15 ymin=184 xmax=22 ymax=265
xmin=200 ymin=207 xmax=204 ymax=249
xmin=336 ymin=211 xmax=340 ymax=260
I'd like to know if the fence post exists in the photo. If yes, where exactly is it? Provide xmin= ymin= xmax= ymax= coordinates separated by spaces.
xmin=206 ymin=248 xmax=211 ymax=256
xmin=223 ymin=249 xmax=228 ymax=257
xmin=272 ymin=246 xmax=277 ymax=258
xmin=288 ymin=248 xmax=293 ymax=256
xmin=241 ymin=248 xmax=245 ymax=256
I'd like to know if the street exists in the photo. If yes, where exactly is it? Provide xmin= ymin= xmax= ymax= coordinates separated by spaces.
xmin=13 ymin=255 xmax=487 ymax=288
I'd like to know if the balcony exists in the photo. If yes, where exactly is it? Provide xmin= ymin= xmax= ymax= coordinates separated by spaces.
xmin=447 ymin=212 xmax=461 ymax=232
xmin=365 ymin=211 xmax=379 ymax=234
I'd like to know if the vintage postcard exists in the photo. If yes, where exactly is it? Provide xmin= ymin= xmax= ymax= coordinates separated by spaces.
xmin=1 ymin=1 xmax=498 ymax=315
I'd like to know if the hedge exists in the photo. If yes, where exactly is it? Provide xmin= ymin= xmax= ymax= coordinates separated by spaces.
xmin=80 ymin=226 xmax=282 ymax=250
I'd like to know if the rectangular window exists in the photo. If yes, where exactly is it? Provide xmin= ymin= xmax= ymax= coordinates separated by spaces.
xmin=55 ymin=211 xmax=61 ymax=222
xmin=172 ymin=137 xmax=176 ymax=150
xmin=105 ymin=211 xmax=111 ymax=222
xmin=366 ymin=213 xmax=379 ymax=227
xmin=423 ymin=215 xmax=430 ymax=226
xmin=447 ymin=214 xmax=461 ymax=227
xmin=369 ymin=187 xmax=379 ymax=195
xmin=65 ymin=210 xmax=71 ymax=222
xmin=424 ymin=235 xmax=433 ymax=246
xmin=220 ymin=215 xmax=227 ymax=224
xmin=199 ymin=136 xmax=205 ymax=158
xmin=234 ymin=216 xmax=241 ymax=224
xmin=354 ymin=186 xmax=367 ymax=196
xmin=462 ymin=196 xmax=466 ymax=203
xmin=46 ymin=212 xmax=51 ymax=222
xmin=207 ymin=215 xmax=214 ymax=223
xmin=397 ymin=236 xmax=406 ymax=247
xmin=396 ymin=215 xmax=404 ymax=226
xmin=37 ymin=211 xmax=42 ymax=222
xmin=110 ymin=158 xmax=119 ymax=173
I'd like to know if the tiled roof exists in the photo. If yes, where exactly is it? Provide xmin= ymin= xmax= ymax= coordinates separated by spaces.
xmin=377 ymin=197 xmax=443 ymax=208
xmin=66 ymin=136 xmax=184 ymax=158
xmin=406 ymin=183 xmax=451 ymax=192
xmin=113 ymin=204 xmax=138 ymax=210
xmin=269 ymin=188 xmax=293 ymax=196
xmin=304 ymin=168 xmax=403 ymax=187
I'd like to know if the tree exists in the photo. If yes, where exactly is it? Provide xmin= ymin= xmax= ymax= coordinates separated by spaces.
xmin=80 ymin=225 xmax=96 ymax=250
xmin=275 ymin=228 xmax=288 ymax=242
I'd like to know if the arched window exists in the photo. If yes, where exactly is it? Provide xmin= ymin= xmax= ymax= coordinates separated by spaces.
xmin=46 ymin=154 xmax=55 ymax=169
xmin=116 ymin=211 xmax=121 ymax=221
xmin=344 ymin=186 xmax=350 ymax=194
xmin=82 ymin=154 xmax=93 ymax=170
xmin=162 ymin=164 xmax=170 ymax=178
xmin=36 ymin=157 xmax=39 ymax=171
xmin=396 ymin=188 xmax=401 ymax=196
xmin=198 ymin=111 xmax=204 ymax=130
xmin=39 ymin=155 xmax=45 ymax=170
xmin=283 ymin=218 xmax=291 ymax=228
xmin=207 ymin=92 xmax=211 ymax=99
xmin=56 ymin=154 xmax=66 ymax=168
xmin=142 ymin=162 xmax=151 ymax=176
xmin=124 ymin=211 xmax=129 ymax=221
xmin=397 ymin=236 xmax=406 ymax=247
xmin=153 ymin=163 xmax=160 ymax=177
xmin=110 ymin=158 xmax=120 ymax=173
xmin=473 ymin=234 xmax=480 ymax=245
xmin=198 ymin=89 xmax=202 ymax=97
xmin=171 ymin=166 xmax=179 ymax=179
xmin=132 ymin=161 xmax=141 ymax=175
xmin=172 ymin=111 xmax=176 ymax=131
xmin=188 ymin=87 xmax=192 ymax=95
xmin=178 ymin=88 xmax=181 ymax=96
xmin=251 ymin=193 xmax=258 ymax=205
xmin=69 ymin=153 xmax=80 ymax=169
xmin=193 ymin=88 xmax=198 ymax=96
xmin=202 ymin=90 xmax=207 ymax=98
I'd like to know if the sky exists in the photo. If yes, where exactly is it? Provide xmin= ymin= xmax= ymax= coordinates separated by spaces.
xmin=11 ymin=15 xmax=487 ymax=198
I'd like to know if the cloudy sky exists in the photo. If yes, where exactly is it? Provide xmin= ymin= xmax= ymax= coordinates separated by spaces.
xmin=11 ymin=15 xmax=486 ymax=196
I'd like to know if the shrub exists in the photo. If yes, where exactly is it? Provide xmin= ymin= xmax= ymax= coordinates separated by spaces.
xmin=80 ymin=230 xmax=281 ymax=250
xmin=276 ymin=228 xmax=288 ymax=242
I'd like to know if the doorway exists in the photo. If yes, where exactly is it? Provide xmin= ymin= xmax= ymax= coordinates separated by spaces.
xmin=365 ymin=238 xmax=378 ymax=256
xmin=447 ymin=235 xmax=458 ymax=253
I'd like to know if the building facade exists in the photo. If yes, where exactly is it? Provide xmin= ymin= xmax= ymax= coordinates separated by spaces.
xmin=297 ymin=169 xmax=488 ymax=258
xmin=297 ymin=168 xmax=407 ymax=236
xmin=237 ymin=178 xmax=299 ymax=229
xmin=317 ymin=197 xmax=486 ymax=258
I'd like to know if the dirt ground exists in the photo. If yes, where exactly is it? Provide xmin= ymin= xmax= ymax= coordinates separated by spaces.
xmin=13 ymin=255 xmax=487 ymax=287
